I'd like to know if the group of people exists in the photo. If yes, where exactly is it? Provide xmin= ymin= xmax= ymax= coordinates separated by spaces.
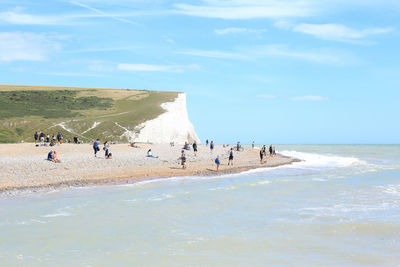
xmin=259 ymin=144 xmax=276 ymax=164
xmin=34 ymin=131 xmax=81 ymax=147
xmin=93 ymin=139 xmax=112 ymax=159
xmin=47 ymin=150 xmax=61 ymax=163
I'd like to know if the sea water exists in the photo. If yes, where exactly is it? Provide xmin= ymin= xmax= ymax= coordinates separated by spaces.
xmin=1 ymin=145 xmax=400 ymax=266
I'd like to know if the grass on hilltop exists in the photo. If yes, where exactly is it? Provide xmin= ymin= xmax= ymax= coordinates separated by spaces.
xmin=0 ymin=85 xmax=179 ymax=143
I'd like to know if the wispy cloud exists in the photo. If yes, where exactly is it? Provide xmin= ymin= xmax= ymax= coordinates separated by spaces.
xmin=70 ymin=1 xmax=137 ymax=24
xmin=215 ymin=27 xmax=267 ymax=35
xmin=117 ymin=63 xmax=199 ymax=73
xmin=173 ymin=1 xmax=315 ymax=19
xmin=293 ymin=23 xmax=394 ymax=43
xmin=0 ymin=11 xmax=71 ymax=25
xmin=291 ymin=95 xmax=328 ymax=101
xmin=178 ymin=45 xmax=355 ymax=65
xmin=177 ymin=49 xmax=249 ymax=60
xmin=0 ymin=32 xmax=61 ymax=62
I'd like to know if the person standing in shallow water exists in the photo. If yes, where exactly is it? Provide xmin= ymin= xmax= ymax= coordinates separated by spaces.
xmin=210 ymin=141 xmax=214 ymax=153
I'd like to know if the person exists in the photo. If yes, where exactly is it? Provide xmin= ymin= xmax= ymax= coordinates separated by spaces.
xmin=73 ymin=136 xmax=78 ymax=144
xmin=262 ymin=145 xmax=266 ymax=156
xmin=40 ymin=135 xmax=45 ymax=146
xmin=269 ymin=145 xmax=273 ymax=156
xmin=228 ymin=148 xmax=234 ymax=166
xmin=179 ymin=150 xmax=186 ymax=169
xmin=236 ymin=141 xmax=241 ymax=151
xmin=34 ymin=132 xmax=39 ymax=144
xmin=215 ymin=156 xmax=220 ymax=171
xmin=147 ymin=149 xmax=159 ymax=158
xmin=272 ymin=146 xmax=276 ymax=156
xmin=210 ymin=141 xmax=214 ymax=153
xmin=192 ymin=141 xmax=198 ymax=156
xmin=57 ymin=132 xmax=61 ymax=143
xmin=260 ymin=149 xmax=264 ymax=164
xmin=47 ymin=150 xmax=53 ymax=161
xmin=130 ymin=142 xmax=138 ymax=148
xmin=104 ymin=141 xmax=110 ymax=158
xmin=206 ymin=139 xmax=209 ymax=146
xmin=47 ymin=150 xmax=61 ymax=163
xmin=46 ymin=134 xmax=50 ymax=143
xmin=52 ymin=151 xmax=61 ymax=163
xmin=183 ymin=142 xmax=190 ymax=150
xmin=252 ymin=141 xmax=255 ymax=149
xmin=93 ymin=139 xmax=100 ymax=157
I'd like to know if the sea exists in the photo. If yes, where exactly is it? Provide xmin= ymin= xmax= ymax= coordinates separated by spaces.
xmin=1 ymin=145 xmax=400 ymax=266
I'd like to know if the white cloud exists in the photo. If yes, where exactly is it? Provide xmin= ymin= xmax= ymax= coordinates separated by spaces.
xmin=0 ymin=32 xmax=61 ymax=62
xmin=215 ymin=27 xmax=267 ymax=35
xmin=117 ymin=63 xmax=199 ymax=72
xmin=293 ymin=23 xmax=394 ymax=43
xmin=173 ymin=1 xmax=315 ymax=19
xmin=179 ymin=45 xmax=354 ymax=65
xmin=0 ymin=11 xmax=70 ymax=25
xmin=291 ymin=95 xmax=328 ymax=101
xmin=177 ymin=49 xmax=249 ymax=60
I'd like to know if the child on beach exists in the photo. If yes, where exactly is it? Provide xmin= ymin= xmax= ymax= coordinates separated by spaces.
xmin=210 ymin=141 xmax=214 ymax=153
xmin=228 ymin=148 xmax=234 ymax=166
xmin=215 ymin=156 xmax=220 ymax=171
xmin=179 ymin=150 xmax=186 ymax=169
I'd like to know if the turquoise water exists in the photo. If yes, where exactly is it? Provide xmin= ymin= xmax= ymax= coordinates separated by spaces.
xmin=1 ymin=145 xmax=400 ymax=266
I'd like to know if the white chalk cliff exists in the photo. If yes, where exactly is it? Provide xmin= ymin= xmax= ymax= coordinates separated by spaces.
xmin=128 ymin=93 xmax=200 ymax=144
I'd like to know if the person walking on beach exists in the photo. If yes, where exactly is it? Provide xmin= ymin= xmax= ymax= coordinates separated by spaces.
xmin=210 ymin=141 xmax=214 ymax=153
xmin=252 ymin=141 xmax=255 ymax=149
xmin=104 ymin=141 xmax=110 ymax=158
xmin=192 ymin=141 xmax=198 ymax=156
xmin=34 ymin=132 xmax=39 ymax=144
xmin=228 ymin=148 xmax=234 ymax=166
xmin=93 ymin=139 xmax=100 ymax=157
xmin=260 ymin=149 xmax=264 ymax=164
xmin=179 ymin=150 xmax=186 ymax=169
xmin=269 ymin=145 xmax=273 ymax=156
xmin=215 ymin=156 xmax=220 ymax=171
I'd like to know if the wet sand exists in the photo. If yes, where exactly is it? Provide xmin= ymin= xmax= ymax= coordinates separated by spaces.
xmin=0 ymin=143 xmax=299 ymax=193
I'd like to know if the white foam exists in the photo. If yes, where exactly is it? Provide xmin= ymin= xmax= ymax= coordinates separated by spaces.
xmin=279 ymin=150 xmax=366 ymax=170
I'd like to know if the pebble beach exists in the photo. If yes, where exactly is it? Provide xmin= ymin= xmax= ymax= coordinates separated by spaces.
xmin=0 ymin=143 xmax=298 ymax=193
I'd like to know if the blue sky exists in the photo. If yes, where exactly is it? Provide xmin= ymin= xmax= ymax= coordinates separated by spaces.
xmin=1 ymin=0 xmax=399 ymax=144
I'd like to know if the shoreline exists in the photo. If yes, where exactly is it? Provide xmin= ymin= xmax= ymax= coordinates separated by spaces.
xmin=0 ymin=143 xmax=300 ymax=196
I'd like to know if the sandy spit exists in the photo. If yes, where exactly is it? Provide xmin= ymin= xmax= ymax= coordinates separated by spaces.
xmin=0 ymin=143 xmax=299 ymax=194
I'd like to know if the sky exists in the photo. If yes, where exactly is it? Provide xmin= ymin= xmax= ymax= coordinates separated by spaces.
xmin=0 ymin=0 xmax=399 ymax=144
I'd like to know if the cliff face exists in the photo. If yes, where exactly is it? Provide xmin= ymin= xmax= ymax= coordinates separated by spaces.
xmin=127 ymin=93 xmax=200 ymax=144
xmin=0 ymin=85 xmax=200 ymax=144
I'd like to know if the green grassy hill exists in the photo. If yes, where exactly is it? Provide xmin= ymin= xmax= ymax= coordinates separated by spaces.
xmin=0 ymin=84 xmax=178 ymax=143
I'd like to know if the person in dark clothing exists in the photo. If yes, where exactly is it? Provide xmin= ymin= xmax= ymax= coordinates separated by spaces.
xmin=192 ymin=141 xmax=198 ymax=156
xmin=269 ymin=145 xmax=273 ymax=156
xmin=93 ymin=139 xmax=100 ymax=157
xmin=34 ymin=132 xmax=39 ymax=144
xmin=260 ymin=149 xmax=264 ymax=164
xmin=228 ymin=148 xmax=234 ymax=166
xmin=206 ymin=139 xmax=209 ymax=146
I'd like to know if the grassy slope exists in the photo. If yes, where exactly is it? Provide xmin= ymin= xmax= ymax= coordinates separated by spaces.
xmin=0 ymin=85 xmax=179 ymax=143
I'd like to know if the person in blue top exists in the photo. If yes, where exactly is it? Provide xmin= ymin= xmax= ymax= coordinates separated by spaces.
xmin=215 ymin=156 xmax=220 ymax=171
xmin=47 ymin=151 xmax=53 ymax=160
xmin=93 ymin=139 xmax=100 ymax=157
